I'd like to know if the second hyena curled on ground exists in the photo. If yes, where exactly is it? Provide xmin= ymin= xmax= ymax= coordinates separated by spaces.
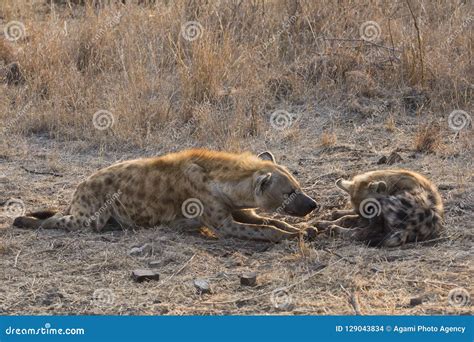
xmin=14 ymin=149 xmax=319 ymax=242
xmin=315 ymin=170 xmax=444 ymax=247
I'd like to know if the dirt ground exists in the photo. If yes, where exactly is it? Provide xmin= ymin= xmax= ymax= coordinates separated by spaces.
xmin=1 ymin=110 xmax=472 ymax=315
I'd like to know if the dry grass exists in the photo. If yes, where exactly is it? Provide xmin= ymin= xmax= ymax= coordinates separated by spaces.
xmin=320 ymin=131 xmax=337 ymax=147
xmin=414 ymin=121 xmax=442 ymax=153
xmin=1 ymin=135 xmax=472 ymax=315
xmin=1 ymin=0 xmax=472 ymax=149
xmin=0 ymin=0 xmax=473 ymax=315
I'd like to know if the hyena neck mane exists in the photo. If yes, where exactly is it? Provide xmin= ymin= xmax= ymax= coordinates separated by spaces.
xmin=190 ymin=150 xmax=274 ymax=182
xmin=214 ymin=177 xmax=257 ymax=209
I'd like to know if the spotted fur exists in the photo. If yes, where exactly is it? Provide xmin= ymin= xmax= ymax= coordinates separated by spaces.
xmin=316 ymin=169 xmax=444 ymax=247
xmin=13 ymin=149 xmax=318 ymax=242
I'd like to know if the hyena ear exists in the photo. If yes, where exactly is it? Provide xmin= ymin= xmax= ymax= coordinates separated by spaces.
xmin=255 ymin=172 xmax=272 ymax=195
xmin=335 ymin=178 xmax=353 ymax=193
xmin=257 ymin=151 xmax=276 ymax=163
xmin=368 ymin=181 xmax=387 ymax=193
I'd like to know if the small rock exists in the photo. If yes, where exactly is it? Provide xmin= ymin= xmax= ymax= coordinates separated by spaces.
xmin=131 ymin=269 xmax=160 ymax=283
xmin=128 ymin=243 xmax=152 ymax=257
xmin=409 ymin=297 xmax=423 ymax=306
xmin=193 ymin=279 xmax=211 ymax=294
xmin=386 ymin=152 xmax=403 ymax=165
xmin=370 ymin=266 xmax=383 ymax=273
xmin=240 ymin=272 xmax=257 ymax=287
xmin=438 ymin=184 xmax=456 ymax=191
xmin=377 ymin=156 xmax=387 ymax=165
xmin=148 ymin=260 xmax=161 ymax=268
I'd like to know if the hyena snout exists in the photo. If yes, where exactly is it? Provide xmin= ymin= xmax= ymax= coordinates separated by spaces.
xmin=284 ymin=193 xmax=319 ymax=217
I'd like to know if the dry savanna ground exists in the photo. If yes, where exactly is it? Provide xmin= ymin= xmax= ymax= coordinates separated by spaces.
xmin=0 ymin=0 xmax=472 ymax=315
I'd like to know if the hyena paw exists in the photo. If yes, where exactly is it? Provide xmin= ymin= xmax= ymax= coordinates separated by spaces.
xmin=313 ymin=220 xmax=332 ymax=231
xmin=303 ymin=226 xmax=319 ymax=241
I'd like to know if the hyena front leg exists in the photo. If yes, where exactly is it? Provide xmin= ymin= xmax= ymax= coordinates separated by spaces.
xmin=231 ymin=209 xmax=301 ymax=233
xmin=315 ymin=214 xmax=360 ymax=231
xmin=330 ymin=209 xmax=357 ymax=220
xmin=202 ymin=204 xmax=297 ymax=242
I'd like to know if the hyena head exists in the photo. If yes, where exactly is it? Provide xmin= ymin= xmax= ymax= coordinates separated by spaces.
xmin=335 ymin=176 xmax=387 ymax=214
xmin=253 ymin=151 xmax=318 ymax=217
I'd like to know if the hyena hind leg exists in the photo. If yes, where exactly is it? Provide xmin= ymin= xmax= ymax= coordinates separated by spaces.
xmin=39 ymin=211 xmax=112 ymax=232
xmin=13 ymin=209 xmax=59 ymax=229
xmin=13 ymin=216 xmax=43 ymax=229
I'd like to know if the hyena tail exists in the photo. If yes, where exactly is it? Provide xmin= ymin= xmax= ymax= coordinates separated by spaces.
xmin=13 ymin=208 xmax=65 ymax=229
xmin=26 ymin=209 xmax=58 ymax=219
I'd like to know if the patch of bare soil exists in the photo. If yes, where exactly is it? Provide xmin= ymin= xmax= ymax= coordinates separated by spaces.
xmin=0 ymin=113 xmax=472 ymax=315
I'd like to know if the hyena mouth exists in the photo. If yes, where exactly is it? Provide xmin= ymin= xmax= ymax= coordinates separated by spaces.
xmin=284 ymin=197 xmax=319 ymax=217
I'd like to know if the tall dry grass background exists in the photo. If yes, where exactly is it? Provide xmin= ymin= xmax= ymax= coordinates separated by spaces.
xmin=0 ymin=0 xmax=472 ymax=151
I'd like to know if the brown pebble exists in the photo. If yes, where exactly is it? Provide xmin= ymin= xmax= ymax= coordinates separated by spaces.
xmin=131 ymin=269 xmax=160 ymax=283
xmin=240 ymin=272 xmax=257 ymax=287
xmin=409 ymin=297 xmax=423 ymax=306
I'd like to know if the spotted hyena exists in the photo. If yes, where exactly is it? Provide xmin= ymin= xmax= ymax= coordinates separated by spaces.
xmin=14 ymin=149 xmax=319 ymax=242
xmin=315 ymin=170 xmax=444 ymax=247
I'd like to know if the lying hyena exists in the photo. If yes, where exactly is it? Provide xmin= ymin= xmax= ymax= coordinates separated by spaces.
xmin=14 ymin=149 xmax=319 ymax=242
xmin=315 ymin=170 xmax=443 ymax=247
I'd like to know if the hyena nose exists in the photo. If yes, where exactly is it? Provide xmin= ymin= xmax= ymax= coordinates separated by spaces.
xmin=309 ymin=200 xmax=319 ymax=212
